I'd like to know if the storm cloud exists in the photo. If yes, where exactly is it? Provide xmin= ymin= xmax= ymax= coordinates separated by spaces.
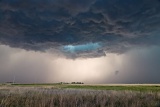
xmin=0 ymin=0 xmax=160 ymax=57
xmin=1 ymin=0 xmax=160 ymax=83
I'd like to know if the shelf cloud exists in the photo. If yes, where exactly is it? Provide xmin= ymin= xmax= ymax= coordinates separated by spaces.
xmin=0 ymin=0 xmax=160 ymax=58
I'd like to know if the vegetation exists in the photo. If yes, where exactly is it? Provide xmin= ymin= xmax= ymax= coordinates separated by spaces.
xmin=1 ymin=84 xmax=160 ymax=107
xmin=71 ymin=82 xmax=84 ymax=84
xmin=10 ymin=84 xmax=160 ymax=92
xmin=63 ymin=85 xmax=160 ymax=92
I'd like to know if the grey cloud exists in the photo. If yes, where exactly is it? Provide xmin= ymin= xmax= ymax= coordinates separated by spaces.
xmin=120 ymin=46 xmax=160 ymax=83
xmin=1 ymin=45 xmax=160 ymax=83
xmin=0 ymin=0 xmax=160 ymax=58
xmin=0 ymin=45 xmax=52 ymax=83
xmin=96 ymin=46 xmax=160 ymax=84
xmin=0 ymin=45 xmax=107 ymax=83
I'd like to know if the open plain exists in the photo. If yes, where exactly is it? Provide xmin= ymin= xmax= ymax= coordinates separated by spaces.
xmin=0 ymin=84 xmax=160 ymax=107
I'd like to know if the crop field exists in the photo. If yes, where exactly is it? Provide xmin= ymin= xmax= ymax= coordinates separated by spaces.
xmin=0 ymin=84 xmax=160 ymax=107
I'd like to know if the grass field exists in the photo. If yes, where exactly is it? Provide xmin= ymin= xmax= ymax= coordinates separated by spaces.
xmin=11 ymin=83 xmax=160 ymax=92
xmin=0 ymin=84 xmax=160 ymax=107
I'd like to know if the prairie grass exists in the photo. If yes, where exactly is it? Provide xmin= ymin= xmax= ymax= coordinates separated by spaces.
xmin=12 ymin=84 xmax=160 ymax=92
xmin=0 ymin=85 xmax=160 ymax=107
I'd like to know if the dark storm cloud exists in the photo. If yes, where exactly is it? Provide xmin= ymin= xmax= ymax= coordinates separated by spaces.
xmin=0 ymin=0 xmax=160 ymax=57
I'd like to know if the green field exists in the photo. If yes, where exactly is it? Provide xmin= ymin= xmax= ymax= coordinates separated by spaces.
xmin=1 ymin=84 xmax=160 ymax=107
xmin=11 ymin=83 xmax=160 ymax=92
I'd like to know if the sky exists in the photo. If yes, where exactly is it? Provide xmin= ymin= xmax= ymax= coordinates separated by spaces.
xmin=0 ymin=0 xmax=160 ymax=83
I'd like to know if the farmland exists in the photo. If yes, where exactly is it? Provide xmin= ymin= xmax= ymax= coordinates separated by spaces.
xmin=0 ymin=84 xmax=160 ymax=107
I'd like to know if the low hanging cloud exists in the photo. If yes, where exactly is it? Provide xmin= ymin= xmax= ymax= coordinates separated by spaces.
xmin=0 ymin=0 xmax=160 ymax=57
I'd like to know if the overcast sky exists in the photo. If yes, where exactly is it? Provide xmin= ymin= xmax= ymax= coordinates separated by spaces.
xmin=0 ymin=0 xmax=160 ymax=83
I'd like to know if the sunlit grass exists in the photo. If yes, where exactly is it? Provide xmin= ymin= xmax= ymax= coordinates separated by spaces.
xmin=63 ymin=85 xmax=160 ymax=92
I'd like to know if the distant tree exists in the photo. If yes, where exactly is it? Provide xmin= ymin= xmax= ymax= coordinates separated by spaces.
xmin=71 ymin=82 xmax=84 ymax=84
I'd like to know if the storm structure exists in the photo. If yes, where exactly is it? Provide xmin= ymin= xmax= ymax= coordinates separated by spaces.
xmin=0 ymin=0 xmax=160 ymax=83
